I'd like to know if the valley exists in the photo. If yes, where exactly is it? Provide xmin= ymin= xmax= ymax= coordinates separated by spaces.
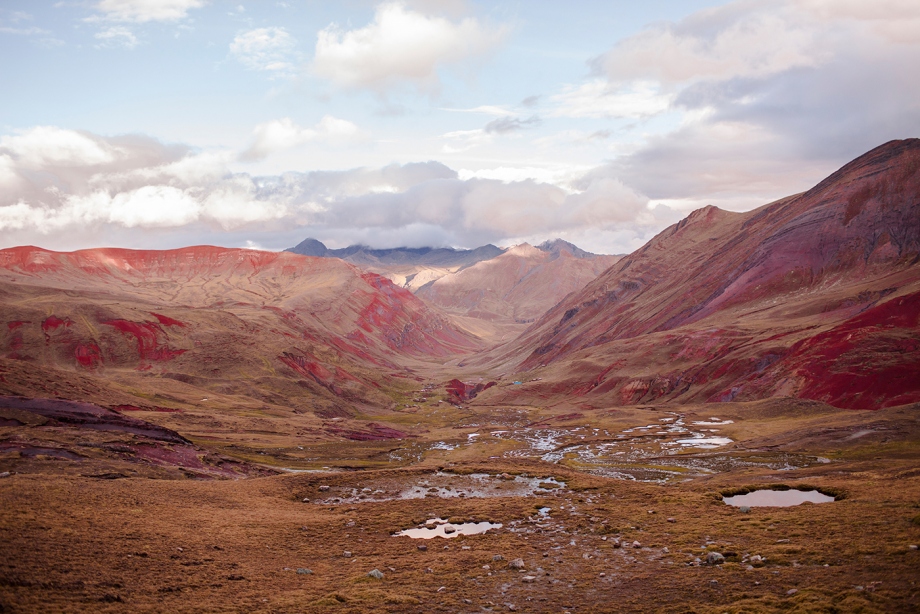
xmin=1 ymin=140 xmax=919 ymax=613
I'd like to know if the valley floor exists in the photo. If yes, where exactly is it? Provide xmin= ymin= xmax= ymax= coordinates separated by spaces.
xmin=2 ymin=399 xmax=919 ymax=613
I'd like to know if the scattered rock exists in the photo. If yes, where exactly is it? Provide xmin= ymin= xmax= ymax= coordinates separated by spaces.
xmin=612 ymin=539 xmax=621 ymax=549
xmin=599 ymin=572 xmax=606 ymax=577
xmin=436 ymin=586 xmax=446 ymax=592
xmin=296 ymin=568 xmax=312 ymax=575
xmin=443 ymin=525 xmax=456 ymax=534
xmin=666 ymin=517 xmax=676 ymax=523
xmin=318 ymin=485 xmax=330 ymax=492
xmin=787 ymin=588 xmax=798 ymax=596
xmin=632 ymin=541 xmax=641 ymax=549
xmin=910 ymin=545 xmax=918 ymax=551
xmin=301 ymin=497 xmax=310 ymax=503
xmin=345 ymin=520 xmax=355 ymax=527
xmin=647 ymin=509 xmax=656 ymax=514
xmin=482 ymin=565 xmax=491 ymax=570
xmin=750 ymin=555 xmax=764 ymax=566
xmin=367 ymin=569 xmax=384 ymax=580
xmin=493 ymin=554 xmax=504 ymax=561
xmin=522 ymin=576 xmax=536 ymax=583
xmin=509 ymin=558 xmax=525 ymax=570
xmin=227 ymin=575 xmax=245 ymax=581
xmin=101 ymin=594 xmax=123 ymax=603
xmin=662 ymin=547 xmax=669 ymax=553
xmin=463 ymin=599 xmax=472 ymax=604
xmin=709 ymin=580 xmax=719 ymax=587
xmin=417 ymin=544 xmax=428 ymax=552
xmin=461 ymin=546 xmax=471 ymax=550
xmin=706 ymin=552 xmax=725 ymax=566
xmin=343 ymin=551 xmax=352 ymax=558
xmin=0 ymin=472 xmax=11 ymax=478
xmin=740 ymin=506 xmax=751 ymax=514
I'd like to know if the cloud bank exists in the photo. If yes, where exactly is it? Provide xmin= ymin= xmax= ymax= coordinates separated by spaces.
xmin=0 ymin=125 xmax=668 ymax=254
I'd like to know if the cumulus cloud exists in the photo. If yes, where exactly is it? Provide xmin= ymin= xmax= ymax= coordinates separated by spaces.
xmin=91 ymin=0 xmax=208 ymax=23
xmin=311 ymin=2 xmax=507 ymax=92
xmin=0 ymin=125 xmax=665 ymax=255
xmin=230 ymin=27 xmax=298 ymax=78
xmin=562 ymin=0 xmax=920 ymax=210
xmin=241 ymin=116 xmax=360 ymax=161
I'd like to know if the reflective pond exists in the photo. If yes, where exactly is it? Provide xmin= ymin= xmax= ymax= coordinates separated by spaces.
xmin=723 ymin=489 xmax=835 ymax=507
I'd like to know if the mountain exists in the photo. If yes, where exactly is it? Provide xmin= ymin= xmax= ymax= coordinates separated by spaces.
xmin=286 ymin=239 xmax=503 ymax=291
xmin=0 ymin=246 xmax=482 ymax=421
xmin=415 ymin=240 xmax=621 ymax=340
xmin=474 ymin=139 xmax=920 ymax=410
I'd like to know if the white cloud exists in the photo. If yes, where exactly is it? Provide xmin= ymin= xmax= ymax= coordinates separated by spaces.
xmin=92 ymin=0 xmax=207 ymax=23
xmin=94 ymin=26 xmax=139 ymax=49
xmin=230 ymin=27 xmax=298 ymax=77
xmin=107 ymin=185 xmax=202 ymax=227
xmin=311 ymin=2 xmax=506 ymax=92
xmin=550 ymin=79 xmax=673 ymax=119
xmin=242 ymin=116 xmax=360 ymax=161
xmin=0 ymin=126 xmax=117 ymax=168
xmin=441 ymin=105 xmax=515 ymax=116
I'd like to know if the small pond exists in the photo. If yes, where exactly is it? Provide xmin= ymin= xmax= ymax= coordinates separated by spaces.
xmin=723 ymin=489 xmax=835 ymax=507
xmin=394 ymin=518 xmax=502 ymax=539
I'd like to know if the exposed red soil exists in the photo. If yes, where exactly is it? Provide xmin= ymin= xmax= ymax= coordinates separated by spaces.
xmin=446 ymin=378 xmax=496 ymax=403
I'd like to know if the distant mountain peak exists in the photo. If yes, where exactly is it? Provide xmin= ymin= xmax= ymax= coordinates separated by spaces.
xmin=287 ymin=238 xmax=328 ymax=257
xmin=536 ymin=238 xmax=596 ymax=259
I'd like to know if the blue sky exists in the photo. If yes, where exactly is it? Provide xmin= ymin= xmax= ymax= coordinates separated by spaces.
xmin=1 ymin=0 xmax=918 ymax=254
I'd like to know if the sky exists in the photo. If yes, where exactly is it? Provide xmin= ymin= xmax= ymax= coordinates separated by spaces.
xmin=1 ymin=0 xmax=918 ymax=255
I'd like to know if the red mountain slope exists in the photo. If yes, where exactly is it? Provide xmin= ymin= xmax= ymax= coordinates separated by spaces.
xmin=478 ymin=139 xmax=920 ymax=410
xmin=0 ymin=247 xmax=481 ymax=416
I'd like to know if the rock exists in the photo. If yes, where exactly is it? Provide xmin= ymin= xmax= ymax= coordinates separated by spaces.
xmin=318 ymin=485 xmax=330 ymax=492
xmin=0 ymin=471 xmax=11 ymax=478
xmin=662 ymin=547 xmax=669 ymax=553
xmin=101 ymin=594 xmax=123 ymax=603
xmin=706 ymin=552 xmax=725 ymax=565
xmin=345 ymin=520 xmax=355 ymax=527
xmin=522 ymin=575 xmax=536 ymax=583
xmin=367 ymin=569 xmax=384 ymax=580
xmin=612 ymin=539 xmax=621 ymax=549
xmin=417 ymin=544 xmax=428 ymax=551
xmin=750 ymin=555 xmax=764 ymax=566
xmin=296 ymin=568 xmax=312 ymax=575
xmin=463 ymin=599 xmax=472 ymax=604
xmin=482 ymin=564 xmax=491 ymax=570
xmin=666 ymin=517 xmax=676 ymax=523
xmin=343 ymin=551 xmax=352 ymax=558
xmin=461 ymin=546 xmax=471 ymax=550
xmin=227 ymin=575 xmax=245 ymax=581
xmin=787 ymin=588 xmax=798 ymax=596
xmin=301 ymin=497 xmax=310 ymax=503
xmin=425 ymin=567 xmax=433 ymax=573
xmin=599 ymin=572 xmax=606 ymax=577
xmin=910 ymin=545 xmax=919 ymax=551
xmin=740 ymin=506 xmax=751 ymax=513
xmin=500 ymin=473 xmax=514 ymax=480
xmin=509 ymin=558 xmax=525 ymax=570
xmin=493 ymin=554 xmax=504 ymax=561
xmin=709 ymin=580 xmax=719 ymax=586
xmin=443 ymin=525 xmax=456 ymax=534
xmin=632 ymin=541 xmax=641 ymax=549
